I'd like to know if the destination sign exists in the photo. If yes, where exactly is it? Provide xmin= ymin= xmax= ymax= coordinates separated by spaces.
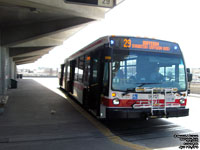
xmin=123 ymin=39 xmax=170 ymax=51
xmin=110 ymin=37 xmax=181 ymax=54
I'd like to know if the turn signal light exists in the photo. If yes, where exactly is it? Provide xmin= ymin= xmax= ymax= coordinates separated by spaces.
xmin=112 ymin=93 xmax=116 ymax=97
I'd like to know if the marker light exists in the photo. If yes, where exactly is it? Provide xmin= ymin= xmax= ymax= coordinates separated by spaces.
xmin=105 ymin=56 xmax=111 ymax=60
xmin=113 ymin=98 xmax=120 ymax=105
xmin=86 ymin=56 xmax=91 ymax=61
xmin=182 ymin=93 xmax=186 ymax=97
xmin=174 ymin=46 xmax=178 ymax=50
xmin=110 ymin=40 xmax=114 ymax=45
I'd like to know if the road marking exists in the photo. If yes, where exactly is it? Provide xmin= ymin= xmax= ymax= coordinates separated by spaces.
xmin=62 ymin=93 xmax=151 ymax=150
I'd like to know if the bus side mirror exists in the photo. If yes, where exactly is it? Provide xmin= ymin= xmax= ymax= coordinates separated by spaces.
xmin=187 ymin=68 xmax=193 ymax=82
xmin=188 ymin=74 xmax=193 ymax=82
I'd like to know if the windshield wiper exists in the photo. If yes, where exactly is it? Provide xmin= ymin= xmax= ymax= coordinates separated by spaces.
xmin=122 ymin=88 xmax=136 ymax=96
xmin=137 ymin=82 xmax=161 ymax=87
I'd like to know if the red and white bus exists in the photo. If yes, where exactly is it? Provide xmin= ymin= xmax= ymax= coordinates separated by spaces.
xmin=59 ymin=36 xmax=191 ymax=119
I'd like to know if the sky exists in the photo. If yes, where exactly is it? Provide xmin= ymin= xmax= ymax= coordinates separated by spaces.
xmin=18 ymin=0 xmax=200 ymax=70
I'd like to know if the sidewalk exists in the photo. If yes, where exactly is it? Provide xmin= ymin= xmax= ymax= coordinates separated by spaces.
xmin=188 ymin=93 xmax=200 ymax=98
xmin=0 ymin=79 xmax=132 ymax=150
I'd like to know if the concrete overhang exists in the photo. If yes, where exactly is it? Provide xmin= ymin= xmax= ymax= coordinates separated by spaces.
xmin=10 ymin=46 xmax=53 ymax=65
xmin=16 ymin=59 xmax=40 ymax=65
xmin=0 ymin=0 xmax=123 ymax=65
xmin=15 ymin=56 xmax=41 ymax=64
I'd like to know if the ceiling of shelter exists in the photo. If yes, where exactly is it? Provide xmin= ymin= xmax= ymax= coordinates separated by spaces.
xmin=0 ymin=0 xmax=122 ymax=65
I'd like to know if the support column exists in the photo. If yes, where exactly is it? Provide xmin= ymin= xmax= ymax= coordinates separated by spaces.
xmin=9 ymin=57 xmax=16 ymax=80
xmin=14 ymin=63 xmax=17 ymax=80
xmin=0 ymin=47 xmax=9 ymax=94
xmin=0 ymin=30 xmax=4 ymax=96
xmin=0 ymin=30 xmax=9 ymax=114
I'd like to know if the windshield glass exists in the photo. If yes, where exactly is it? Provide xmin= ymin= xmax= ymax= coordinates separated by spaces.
xmin=112 ymin=50 xmax=186 ymax=91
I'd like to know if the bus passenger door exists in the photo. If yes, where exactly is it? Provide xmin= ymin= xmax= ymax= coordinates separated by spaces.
xmin=59 ymin=64 xmax=65 ymax=88
xmin=68 ymin=60 xmax=75 ymax=93
xmin=89 ymin=52 xmax=103 ymax=116
xmin=83 ymin=55 xmax=91 ymax=108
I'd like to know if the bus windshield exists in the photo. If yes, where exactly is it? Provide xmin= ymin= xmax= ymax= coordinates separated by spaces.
xmin=112 ymin=50 xmax=186 ymax=92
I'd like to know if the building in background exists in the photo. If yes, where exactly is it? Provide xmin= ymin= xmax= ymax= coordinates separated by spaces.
xmin=191 ymin=68 xmax=200 ymax=82
xmin=17 ymin=67 xmax=58 ymax=77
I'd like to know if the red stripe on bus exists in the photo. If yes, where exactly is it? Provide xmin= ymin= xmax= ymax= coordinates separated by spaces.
xmin=101 ymin=97 xmax=187 ymax=107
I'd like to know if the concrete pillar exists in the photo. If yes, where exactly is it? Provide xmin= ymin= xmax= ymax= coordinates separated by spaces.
xmin=0 ymin=31 xmax=5 ymax=96
xmin=14 ymin=64 xmax=17 ymax=80
xmin=0 ymin=47 xmax=9 ymax=92
xmin=0 ymin=30 xmax=9 ymax=111
xmin=9 ymin=57 xmax=16 ymax=80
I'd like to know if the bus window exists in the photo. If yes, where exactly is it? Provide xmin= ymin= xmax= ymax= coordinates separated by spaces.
xmin=75 ymin=59 xmax=78 ymax=81
xmin=59 ymin=64 xmax=65 ymax=86
xmin=92 ymin=58 xmax=98 ymax=84
xmin=112 ymin=53 xmax=137 ymax=85
xmin=84 ymin=55 xmax=90 ymax=85
xmin=112 ymin=50 xmax=186 ymax=91
xmin=103 ymin=62 xmax=109 ymax=96
xmin=78 ymin=56 xmax=84 ymax=82
xmin=67 ymin=64 xmax=70 ymax=81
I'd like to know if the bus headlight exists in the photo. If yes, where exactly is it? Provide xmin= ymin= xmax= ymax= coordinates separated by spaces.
xmin=113 ymin=98 xmax=120 ymax=105
xmin=180 ymin=98 xmax=185 ymax=104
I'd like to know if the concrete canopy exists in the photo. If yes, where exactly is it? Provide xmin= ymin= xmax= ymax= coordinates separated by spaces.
xmin=0 ymin=0 xmax=122 ymax=65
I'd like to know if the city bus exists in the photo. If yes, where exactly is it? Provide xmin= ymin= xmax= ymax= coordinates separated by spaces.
xmin=59 ymin=36 xmax=190 ymax=119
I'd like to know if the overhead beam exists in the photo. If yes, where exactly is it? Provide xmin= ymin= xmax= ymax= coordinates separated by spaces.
xmin=15 ymin=57 xmax=41 ymax=65
xmin=16 ymin=60 xmax=36 ymax=65
xmin=13 ymin=55 xmax=40 ymax=61
xmin=15 ymin=56 xmax=41 ymax=63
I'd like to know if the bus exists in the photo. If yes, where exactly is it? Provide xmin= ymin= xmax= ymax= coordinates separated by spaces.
xmin=59 ymin=36 xmax=190 ymax=120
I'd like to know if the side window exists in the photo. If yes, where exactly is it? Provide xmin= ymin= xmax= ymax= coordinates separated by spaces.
xmin=90 ymin=51 xmax=101 ymax=85
xmin=83 ymin=55 xmax=90 ymax=85
xmin=78 ymin=56 xmax=84 ymax=82
xmin=59 ymin=64 xmax=65 ymax=86
xmin=67 ymin=64 xmax=70 ymax=81
xmin=63 ymin=65 xmax=66 ymax=79
xmin=75 ymin=59 xmax=78 ymax=81
xmin=179 ymin=64 xmax=185 ymax=82
xmin=103 ymin=62 xmax=109 ymax=88
xmin=92 ymin=58 xmax=98 ymax=84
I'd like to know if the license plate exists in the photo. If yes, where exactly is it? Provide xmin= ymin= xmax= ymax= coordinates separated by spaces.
xmin=148 ymin=94 xmax=159 ymax=100
xmin=165 ymin=94 xmax=175 ymax=102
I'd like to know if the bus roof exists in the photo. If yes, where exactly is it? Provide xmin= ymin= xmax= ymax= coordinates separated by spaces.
xmin=64 ymin=36 xmax=181 ymax=62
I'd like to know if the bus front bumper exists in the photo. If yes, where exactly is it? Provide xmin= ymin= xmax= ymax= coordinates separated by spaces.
xmin=106 ymin=107 xmax=189 ymax=119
